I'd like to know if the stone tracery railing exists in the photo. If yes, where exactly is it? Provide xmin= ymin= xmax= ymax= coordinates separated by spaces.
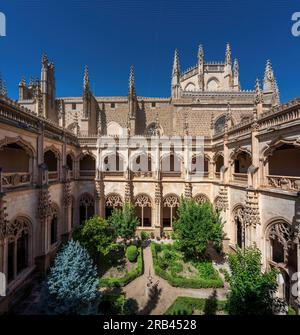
xmin=266 ymin=175 xmax=300 ymax=191
xmin=1 ymin=172 xmax=31 ymax=189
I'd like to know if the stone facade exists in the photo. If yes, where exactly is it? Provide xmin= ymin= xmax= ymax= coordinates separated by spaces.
xmin=0 ymin=45 xmax=300 ymax=312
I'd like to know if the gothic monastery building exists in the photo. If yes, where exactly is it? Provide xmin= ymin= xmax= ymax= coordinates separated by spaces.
xmin=0 ymin=44 xmax=300 ymax=311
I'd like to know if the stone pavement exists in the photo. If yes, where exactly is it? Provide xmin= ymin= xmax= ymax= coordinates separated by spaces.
xmin=122 ymin=244 xmax=228 ymax=315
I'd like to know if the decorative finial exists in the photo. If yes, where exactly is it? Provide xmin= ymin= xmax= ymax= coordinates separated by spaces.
xmin=83 ymin=65 xmax=90 ymax=91
xmin=172 ymin=49 xmax=180 ymax=76
xmin=225 ymin=43 xmax=232 ymax=65
xmin=233 ymin=58 xmax=239 ymax=77
xmin=255 ymin=77 xmax=263 ymax=105
xmin=129 ymin=65 xmax=136 ymax=96
xmin=198 ymin=44 xmax=204 ymax=64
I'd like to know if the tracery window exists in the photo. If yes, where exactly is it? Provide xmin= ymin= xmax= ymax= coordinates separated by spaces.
xmin=163 ymin=194 xmax=180 ymax=228
xmin=5 ymin=217 xmax=31 ymax=283
xmin=79 ymin=193 xmax=94 ymax=225
xmin=194 ymin=194 xmax=210 ymax=205
xmin=214 ymin=115 xmax=226 ymax=135
xmin=105 ymin=193 xmax=123 ymax=218
xmin=135 ymin=194 xmax=152 ymax=227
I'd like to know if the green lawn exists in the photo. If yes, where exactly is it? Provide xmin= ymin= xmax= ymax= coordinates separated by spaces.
xmin=151 ymin=242 xmax=223 ymax=288
xmin=165 ymin=297 xmax=227 ymax=315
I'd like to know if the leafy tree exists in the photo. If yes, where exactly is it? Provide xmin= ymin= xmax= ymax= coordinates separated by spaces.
xmin=44 ymin=240 xmax=100 ymax=315
xmin=173 ymin=198 xmax=223 ymax=260
xmin=225 ymin=246 xmax=279 ymax=315
xmin=109 ymin=203 xmax=139 ymax=242
xmin=73 ymin=216 xmax=117 ymax=261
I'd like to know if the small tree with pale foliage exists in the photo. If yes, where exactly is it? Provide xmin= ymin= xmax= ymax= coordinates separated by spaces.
xmin=43 ymin=240 xmax=100 ymax=315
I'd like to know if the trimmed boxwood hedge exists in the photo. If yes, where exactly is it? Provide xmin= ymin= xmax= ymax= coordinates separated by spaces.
xmin=99 ymin=247 xmax=143 ymax=287
xmin=151 ymin=243 xmax=223 ymax=289
xmin=126 ymin=245 xmax=138 ymax=262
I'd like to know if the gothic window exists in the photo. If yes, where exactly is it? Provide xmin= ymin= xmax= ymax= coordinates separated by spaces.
xmin=5 ymin=216 xmax=31 ymax=283
xmin=215 ymin=155 xmax=224 ymax=173
xmin=233 ymin=205 xmax=245 ymax=248
xmin=79 ymin=193 xmax=95 ymax=225
xmin=131 ymin=154 xmax=151 ymax=173
xmin=135 ymin=194 xmax=152 ymax=227
xmin=103 ymin=153 xmax=124 ymax=172
xmin=194 ymin=194 xmax=210 ymax=205
xmin=267 ymin=221 xmax=293 ymax=264
xmin=105 ymin=193 xmax=123 ymax=219
xmin=79 ymin=154 xmax=96 ymax=177
xmin=163 ymin=194 xmax=180 ymax=228
xmin=234 ymin=151 xmax=252 ymax=174
xmin=146 ymin=123 xmax=161 ymax=136
xmin=66 ymin=154 xmax=73 ymax=171
xmin=44 ymin=150 xmax=58 ymax=172
xmin=269 ymin=144 xmax=300 ymax=177
xmin=214 ymin=115 xmax=226 ymax=135
xmin=0 ymin=143 xmax=30 ymax=173
xmin=50 ymin=204 xmax=59 ymax=245
xmin=161 ymin=152 xmax=181 ymax=174
xmin=207 ymin=78 xmax=220 ymax=91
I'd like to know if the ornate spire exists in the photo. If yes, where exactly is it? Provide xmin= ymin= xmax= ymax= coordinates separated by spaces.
xmin=255 ymin=78 xmax=263 ymax=105
xmin=28 ymin=75 xmax=34 ymax=88
xmin=83 ymin=65 xmax=90 ymax=91
xmin=233 ymin=58 xmax=239 ymax=77
xmin=198 ymin=44 xmax=204 ymax=66
xmin=2 ymin=80 xmax=7 ymax=97
xmin=42 ymin=52 xmax=48 ymax=66
xmin=19 ymin=76 xmax=26 ymax=86
xmin=171 ymin=49 xmax=181 ymax=98
xmin=128 ymin=65 xmax=136 ymax=96
xmin=225 ymin=43 xmax=232 ymax=66
xmin=172 ymin=49 xmax=180 ymax=77
xmin=263 ymin=59 xmax=275 ymax=91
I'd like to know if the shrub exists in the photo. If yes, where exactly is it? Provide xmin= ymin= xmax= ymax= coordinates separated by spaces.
xmin=226 ymin=246 xmax=279 ymax=315
xmin=151 ymin=243 xmax=223 ymax=289
xmin=44 ymin=240 xmax=100 ymax=315
xmin=126 ymin=245 xmax=138 ymax=262
xmin=170 ymin=262 xmax=183 ymax=275
xmin=99 ymin=247 xmax=143 ymax=287
xmin=73 ymin=216 xmax=117 ymax=261
xmin=173 ymin=198 xmax=224 ymax=260
xmin=165 ymin=297 xmax=227 ymax=315
xmin=140 ymin=231 xmax=150 ymax=240
xmin=109 ymin=203 xmax=139 ymax=242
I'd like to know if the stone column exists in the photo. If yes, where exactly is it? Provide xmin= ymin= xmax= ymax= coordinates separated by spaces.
xmin=62 ymin=180 xmax=72 ymax=242
xmin=154 ymin=183 xmax=162 ymax=237
xmin=95 ymin=177 xmax=105 ymax=218
xmin=244 ymin=190 xmax=260 ymax=247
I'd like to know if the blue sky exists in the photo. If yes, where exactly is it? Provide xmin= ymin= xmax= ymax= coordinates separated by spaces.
xmin=0 ymin=0 xmax=299 ymax=102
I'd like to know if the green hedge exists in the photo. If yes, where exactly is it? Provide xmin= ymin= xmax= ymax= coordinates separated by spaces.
xmin=151 ymin=243 xmax=223 ymax=289
xmin=126 ymin=245 xmax=138 ymax=262
xmin=99 ymin=247 xmax=143 ymax=287
xmin=165 ymin=297 xmax=227 ymax=315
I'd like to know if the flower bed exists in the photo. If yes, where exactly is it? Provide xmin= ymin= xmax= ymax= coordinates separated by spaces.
xmin=99 ymin=247 xmax=143 ymax=287
xmin=151 ymin=243 xmax=223 ymax=289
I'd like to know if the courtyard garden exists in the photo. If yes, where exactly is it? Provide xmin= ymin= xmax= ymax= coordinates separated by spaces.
xmin=27 ymin=198 xmax=290 ymax=316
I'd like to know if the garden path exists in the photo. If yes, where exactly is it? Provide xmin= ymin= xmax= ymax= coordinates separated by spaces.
xmin=122 ymin=245 xmax=228 ymax=315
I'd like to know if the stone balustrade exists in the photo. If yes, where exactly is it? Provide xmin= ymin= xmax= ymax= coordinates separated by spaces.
xmin=266 ymin=175 xmax=300 ymax=191
xmin=1 ymin=172 xmax=31 ymax=189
